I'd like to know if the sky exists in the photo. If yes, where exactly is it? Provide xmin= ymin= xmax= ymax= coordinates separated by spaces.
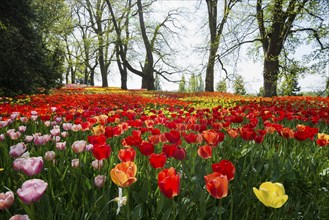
xmin=98 ymin=0 xmax=328 ymax=94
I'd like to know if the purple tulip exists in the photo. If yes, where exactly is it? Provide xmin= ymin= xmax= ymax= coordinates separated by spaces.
xmin=13 ymin=156 xmax=44 ymax=176
xmin=17 ymin=179 xmax=48 ymax=204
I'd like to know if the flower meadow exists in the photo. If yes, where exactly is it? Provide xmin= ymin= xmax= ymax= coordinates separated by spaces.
xmin=1 ymin=87 xmax=329 ymax=219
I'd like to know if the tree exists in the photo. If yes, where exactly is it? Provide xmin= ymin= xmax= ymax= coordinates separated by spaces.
xmin=256 ymin=0 xmax=329 ymax=97
xmin=205 ymin=0 xmax=240 ymax=92
xmin=278 ymin=61 xmax=302 ymax=96
xmin=188 ymin=73 xmax=198 ymax=92
xmin=197 ymin=75 xmax=205 ymax=91
xmin=80 ymin=0 xmax=114 ymax=87
xmin=0 ymin=0 xmax=63 ymax=96
xmin=216 ymin=79 xmax=227 ymax=92
xmin=233 ymin=75 xmax=246 ymax=95
xmin=154 ymin=74 xmax=161 ymax=91
xmin=107 ymin=0 xmax=182 ymax=90
xmin=178 ymin=74 xmax=186 ymax=92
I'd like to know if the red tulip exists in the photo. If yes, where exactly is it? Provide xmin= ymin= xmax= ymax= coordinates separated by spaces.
xmin=197 ymin=145 xmax=212 ymax=159
xmin=118 ymin=147 xmax=136 ymax=162
xmin=149 ymin=153 xmax=167 ymax=169
xmin=124 ymin=135 xmax=142 ymax=147
xmin=165 ymin=130 xmax=181 ymax=144
xmin=204 ymin=172 xmax=228 ymax=199
xmin=174 ymin=147 xmax=186 ymax=160
xmin=88 ymin=135 xmax=106 ymax=145
xmin=184 ymin=133 xmax=198 ymax=144
xmin=162 ymin=144 xmax=178 ymax=158
xmin=92 ymin=143 xmax=111 ymax=160
xmin=158 ymin=167 xmax=180 ymax=199
xmin=139 ymin=141 xmax=154 ymax=156
xmin=212 ymin=160 xmax=235 ymax=181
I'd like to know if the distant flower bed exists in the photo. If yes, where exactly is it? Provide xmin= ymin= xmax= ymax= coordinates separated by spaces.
xmin=0 ymin=87 xmax=329 ymax=219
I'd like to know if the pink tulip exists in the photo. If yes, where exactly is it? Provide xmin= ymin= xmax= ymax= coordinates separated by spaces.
xmin=62 ymin=123 xmax=72 ymax=131
xmin=94 ymin=175 xmax=106 ymax=188
xmin=43 ymin=121 xmax=51 ymax=127
xmin=71 ymin=159 xmax=80 ymax=168
xmin=30 ymin=115 xmax=38 ymax=121
xmin=86 ymin=144 xmax=93 ymax=152
xmin=13 ymin=157 xmax=44 ymax=176
xmin=44 ymin=151 xmax=56 ymax=161
xmin=9 ymin=131 xmax=21 ymax=140
xmin=33 ymin=135 xmax=47 ymax=146
xmin=56 ymin=142 xmax=66 ymax=150
xmin=24 ymin=135 xmax=33 ymax=142
xmin=50 ymin=128 xmax=61 ymax=136
xmin=10 ymin=112 xmax=20 ymax=119
xmin=9 ymin=214 xmax=30 ymax=220
xmin=0 ymin=191 xmax=15 ymax=210
xmin=20 ymin=117 xmax=29 ymax=123
xmin=6 ymin=129 xmax=15 ymax=136
xmin=0 ymin=134 xmax=5 ymax=142
xmin=71 ymin=124 xmax=82 ymax=132
xmin=71 ymin=140 xmax=86 ymax=153
xmin=0 ymin=121 xmax=9 ymax=128
xmin=61 ymin=131 xmax=68 ymax=138
xmin=18 ymin=126 xmax=26 ymax=133
xmin=91 ymin=159 xmax=103 ymax=170
xmin=9 ymin=143 xmax=27 ymax=158
xmin=17 ymin=179 xmax=48 ymax=204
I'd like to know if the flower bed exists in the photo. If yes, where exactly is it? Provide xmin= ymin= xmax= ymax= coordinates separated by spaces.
xmin=1 ymin=87 xmax=329 ymax=219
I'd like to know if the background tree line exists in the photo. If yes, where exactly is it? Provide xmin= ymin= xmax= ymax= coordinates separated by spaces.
xmin=0 ymin=0 xmax=328 ymax=97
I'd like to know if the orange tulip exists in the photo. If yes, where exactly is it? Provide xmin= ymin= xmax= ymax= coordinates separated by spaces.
xmin=204 ymin=172 xmax=228 ymax=199
xmin=202 ymin=130 xmax=219 ymax=146
xmin=110 ymin=162 xmax=137 ymax=188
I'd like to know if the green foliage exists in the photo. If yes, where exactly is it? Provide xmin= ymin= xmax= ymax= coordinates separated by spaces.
xmin=258 ymin=87 xmax=264 ymax=97
xmin=154 ymin=74 xmax=161 ymax=91
xmin=178 ymin=75 xmax=186 ymax=92
xmin=233 ymin=75 xmax=246 ymax=95
xmin=278 ymin=62 xmax=303 ymax=96
xmin=188 ymin=73 xmax=198 ymax=92
xmin=216 ymin=79 xmax=227 ymax=92
xmin=0 ymin=0 xmax=63 ymax=96
xmin=197 ymin=75 xmax=205 ymax=92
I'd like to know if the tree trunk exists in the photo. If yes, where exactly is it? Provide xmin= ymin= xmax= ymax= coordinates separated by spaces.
xmin=263 ymin=59 xmax=279 ymax=97
xmin=99 ymin=50 xmax=108 ymax=87
xmin=65 ymin=67 xmax=70 ymax=84
xmin=70 ymin=67 xmax=75 ymax=84
xmin=141 ymin=72 xmax=155 ymax=90
xmin=116 ymin=48 xmax=127 ymax=90
xmin=205 ymin=46 xmax=217 ymax=92
xmin=90 ymin=71 xmax=95 ymax=86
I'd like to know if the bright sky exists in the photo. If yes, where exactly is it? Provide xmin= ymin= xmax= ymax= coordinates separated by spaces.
xmin=101 ymin=0 xmax=328 ymax=94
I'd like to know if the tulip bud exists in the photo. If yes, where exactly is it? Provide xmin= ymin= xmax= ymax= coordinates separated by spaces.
xmin=94 ymin=175 xmax=106 ymax=188
xmin=71 ymin=159 xmax=80 ymax=168
xmin=44 ymin=151 xmax=56 ymax=161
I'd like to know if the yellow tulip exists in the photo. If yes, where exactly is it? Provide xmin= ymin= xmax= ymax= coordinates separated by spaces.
xmin=0 ymin=168 xmax=3 ymax=172
xmin=253 ymin=182 xmax=288 ymax=208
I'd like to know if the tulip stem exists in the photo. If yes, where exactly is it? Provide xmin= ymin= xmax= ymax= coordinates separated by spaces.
xmin=125 ymin=188 xmax=130 ymax=220
xmin=219 ymin=199 xmax=222 ymax=220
